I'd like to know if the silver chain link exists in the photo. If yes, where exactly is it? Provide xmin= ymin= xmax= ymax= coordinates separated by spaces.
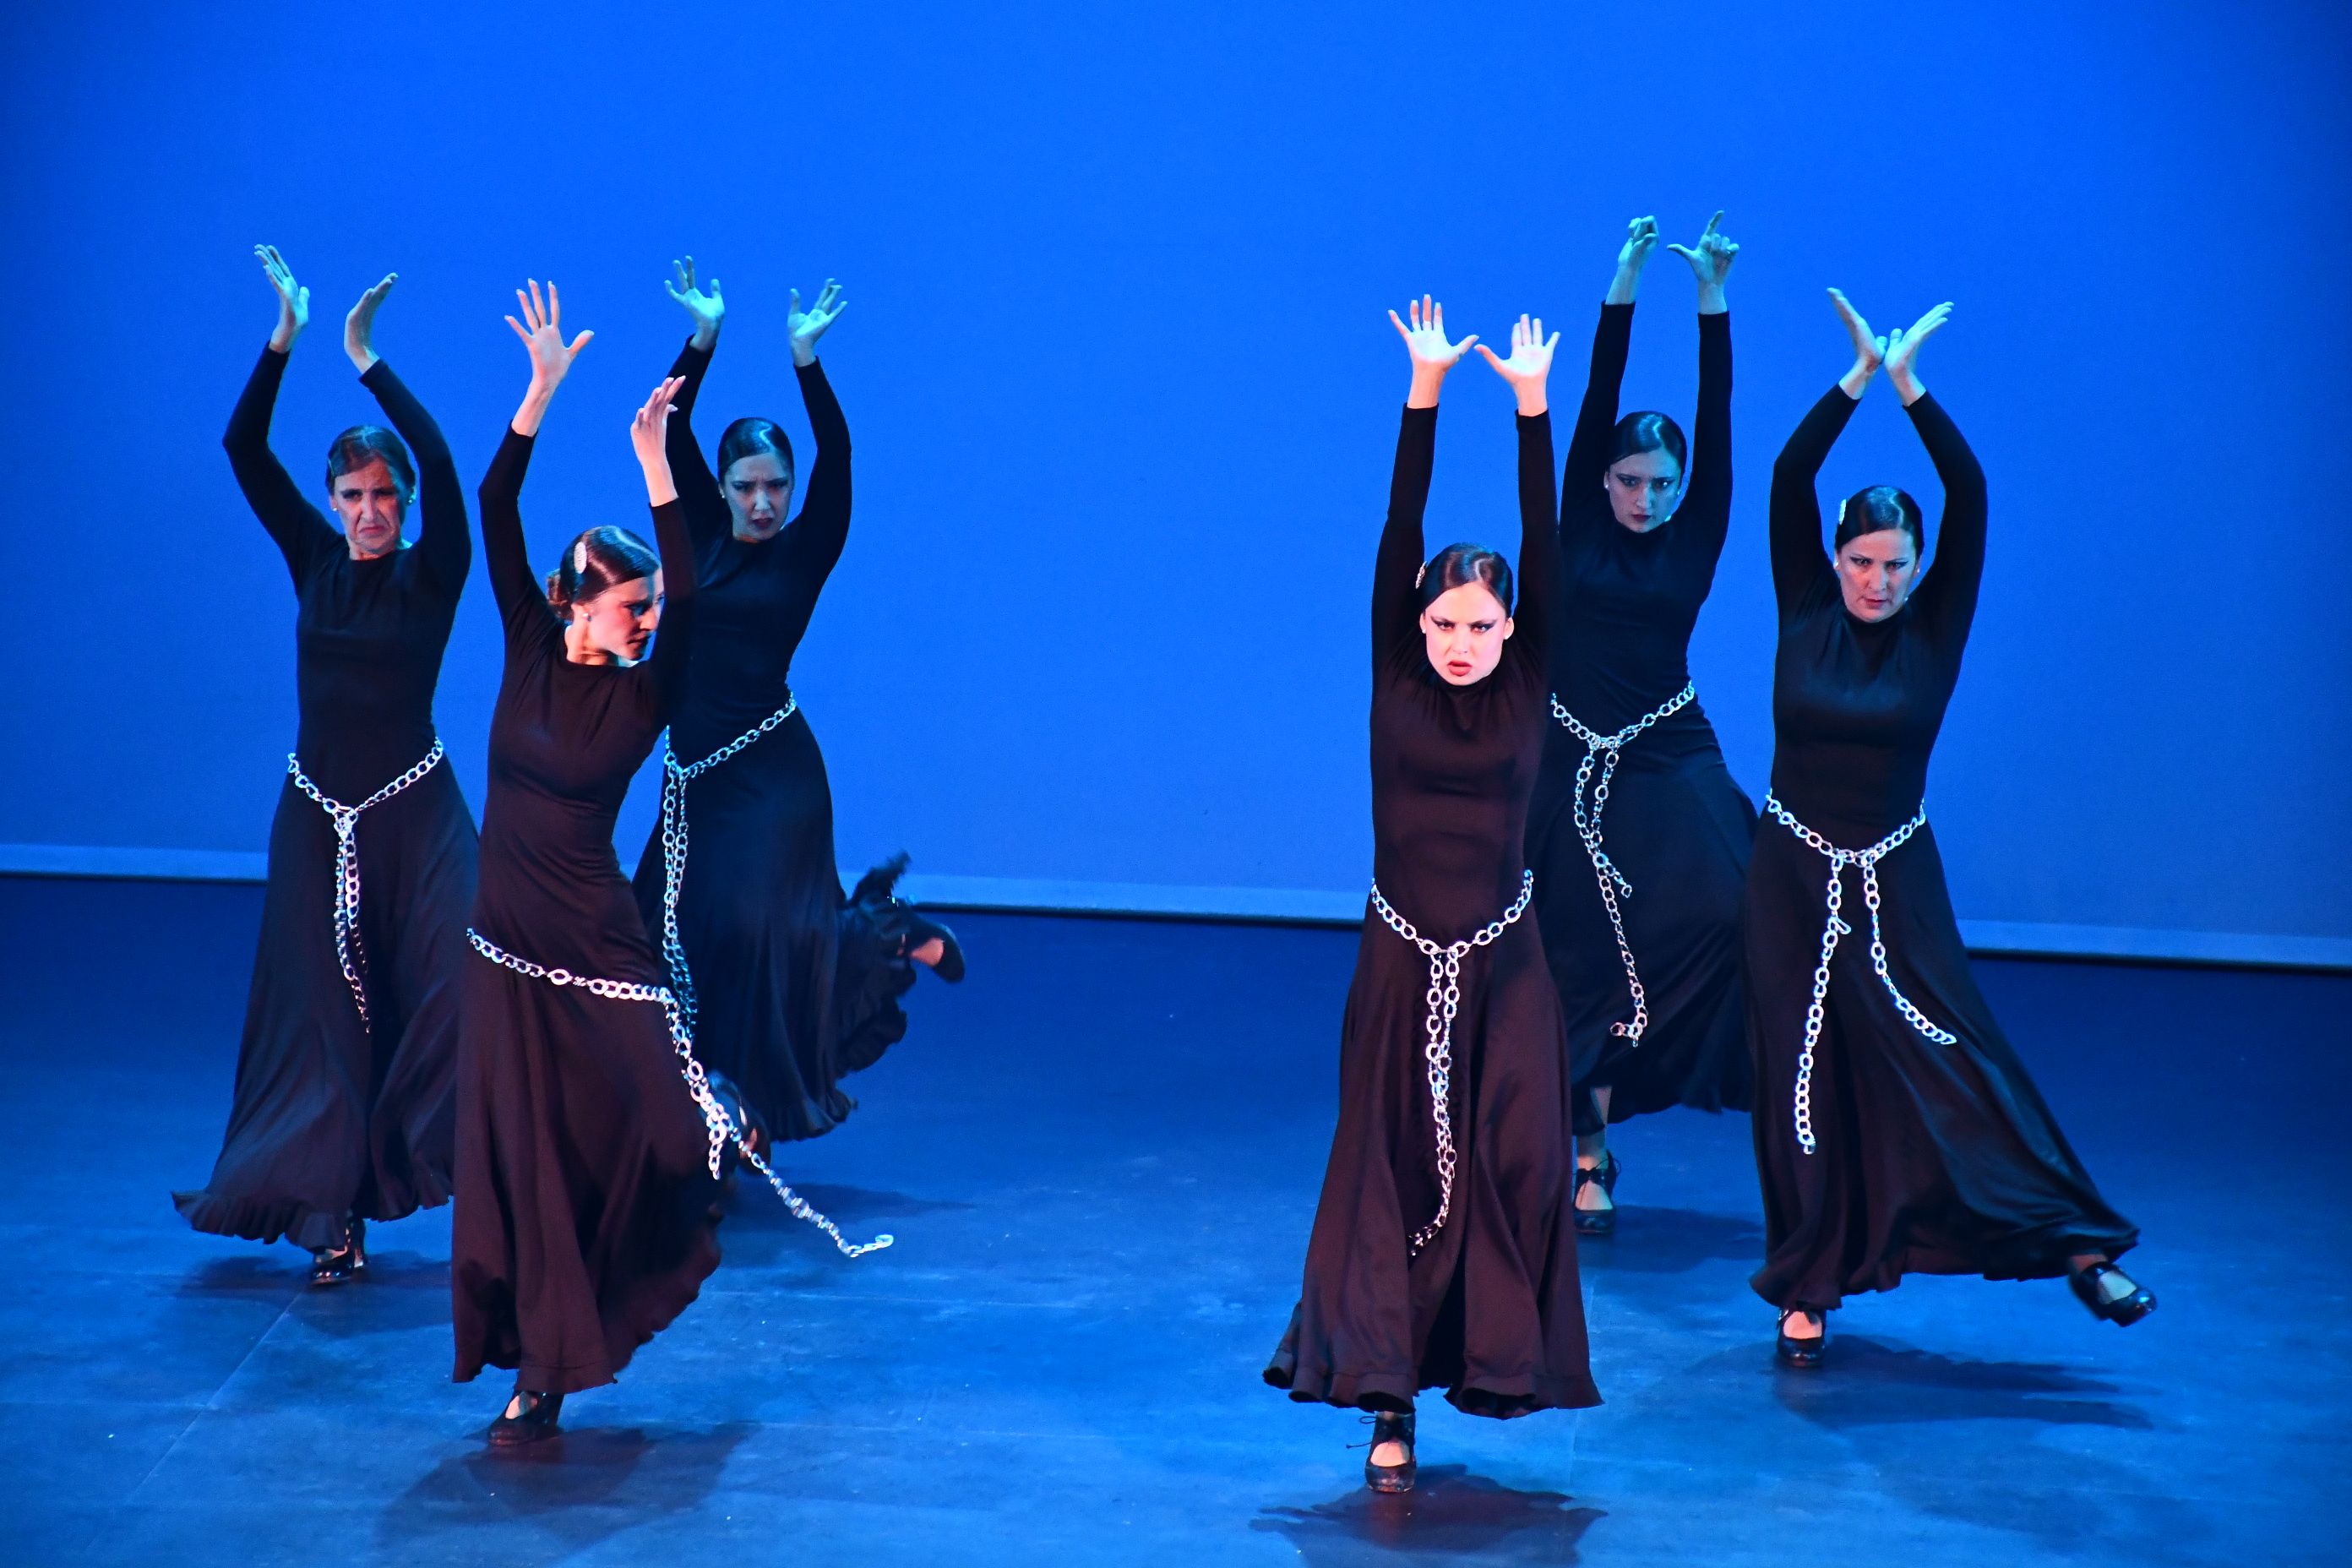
xmin=657 ymin=699 xmax=799 ymax=1037
xmin=465 ymin=924 xmax=890 ymax=1258
xmin=1368 ymin=870 xmax=1536 ymax=1256
xmin=286 ymin=740 xmax=448 ymax=1032
xmin=1761 ymin=792 xmax=1956 ymax=1156
xmin=1549 ymin=683 xmax=1698 ymax=1046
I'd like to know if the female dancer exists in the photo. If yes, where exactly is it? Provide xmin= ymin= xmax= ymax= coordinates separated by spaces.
xmin=630 ymin=259 xmax=960 ymax=1156
xmin=1267 ymin=302 xmax=1599 ymax=1493
xmin=176 ymin=248 xmax=476 ymax=1285
xmin=450 ymin=280 xmax=727 ymax=1444
xmin=1750 ymin=290 xmax=2154 ymax=1367
xmin=1528 ymin=214 xmax=1756 ymax=1237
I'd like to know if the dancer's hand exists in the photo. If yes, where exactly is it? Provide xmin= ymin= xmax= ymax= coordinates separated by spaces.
xmin=787 ymin=279 xmax=846 ymax=367
xmin=1884 ymin=301 xmax=1952 ymax=406
xmin=1667 ymin=211 xmax=1737 ymax=313
xmin=1474 ymin=313 xmax=1560 ymax=416
xmin=505 ymin=279 xmax=594 ymax=395
xmin=1827 ymin=288 xmax=1885 ymax=397
xmin=344 ymin=273 xmax=395 ymax=373
xmin=257 ymin=244 xmax=309 ymax=352
xmin=1606 ymin=215 xmax=1660 ymax=304
xmin=1388 ymin=296 xmax=1479 ymax=408
xmin=666 ymin=256 xmax=724 ymax=351
xmin=632 ymin=375 xmax=686 ymax=504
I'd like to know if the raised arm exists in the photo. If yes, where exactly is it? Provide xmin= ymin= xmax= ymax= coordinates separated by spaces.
xmin=1375 ymin=297 xmax=1477 ymax=664
xmin=1768 ymin=290 xmax=1882 ymax=613
xmin=629 ymin=376 xmax=699 ymax=711
xmin=1884 ymin=303 xmax=1983 ymax=649
xmin=343 ymin=273 xmax=470 ymax=597
xmin=1667 ymin=213 xmax=1738 ymax=564
xmin=480 ymin=279 xmax=594 ymax=640
xmin=1476 ymin=313 xmax=1561 ymax=658
xmin=662 ymin=256 xmax=730 ymax=549
xmin=1562 ymin=302 xmax=1632 ymax=536
xmin=225 ymin=246 xmax=335 ymax=581
xmin=777 ymin=280 xmax=852 ymax=585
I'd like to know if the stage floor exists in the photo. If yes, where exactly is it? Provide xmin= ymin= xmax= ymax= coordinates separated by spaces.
xmin=1 ymin=875 xmax=2343 ymax=1566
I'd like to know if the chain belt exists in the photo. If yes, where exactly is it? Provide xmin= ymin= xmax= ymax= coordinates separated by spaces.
xmin=657 ymin=699 xmax=799 ymax=1037
xmin=286 ymin=739 xmax=447 ymax=1031
xmin=1761 ymin=792 xmax=1956 ymax=1155
xmin=1369 ymin=869 xmax=1536 ymax=1256
xmin=1548 ymin=683 xmax=1696 ymax=1046
xmin=466 ymin=927 xmax=889 ymax=1257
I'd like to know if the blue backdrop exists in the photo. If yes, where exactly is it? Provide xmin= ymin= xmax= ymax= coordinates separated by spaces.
xmin=4 ymin=1 xmax=2346 ymax=960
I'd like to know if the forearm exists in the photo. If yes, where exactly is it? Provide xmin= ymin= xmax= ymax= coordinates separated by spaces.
xmin=1373 ymin=406 xmax=1438 ymax=641
xmin=508 ymin=380 xmax=558 ymax=438
xmin=225 ymin=343 xmax=290 ymax=455
xmin=1513 ymin=410 xmax=1558 ymax=644
xmin=1604 ymin=261 xmax=1644 ymax=307
xmin=476 ymin=432 xmax=541 ymax=612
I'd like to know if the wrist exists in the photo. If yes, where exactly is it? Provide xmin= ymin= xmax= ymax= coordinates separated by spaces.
xmin=1515 ymin=387 xmax=1549 ymax=418
xmin=1838 ymin=361 xmax=1876 ymax=400
xmin=347 ymin=346 xmax=381 ymax=374
xmin=791 ymin=342 xmax=817 ymax=369
xmin=1406 ymin=364 xmax=1446 ymax=409
xmin=640 ymin=461 xmax=678 ymax=507
xmin=269 ymin=324 xmax=301 ymax=354
xmin=689 ymin=320 xmax=720 ymax=352
xmin=1696 ymin=283 xmax=1728 ymax=316
xmin=1892 ymin=371 xmax=1927 ymax=406
xmin=1603 ymin=268 xmax=1642 ymax=307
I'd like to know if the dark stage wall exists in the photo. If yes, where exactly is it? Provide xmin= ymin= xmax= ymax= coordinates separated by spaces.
xmin=3 ymin=2 xmax=2346 ymax=961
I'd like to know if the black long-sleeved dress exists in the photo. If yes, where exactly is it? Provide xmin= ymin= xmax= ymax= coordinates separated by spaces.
xmin=1527 ymin=304 xmax=1756 ymax=1138
xmin=450 ymin=427 xmax=722 ymax=1397
xmin=1745 ymin=384 xmax=2138 ymax=1313
xmin=174 ymin=346 xmax=477 ymax=1253
xmin=629 ymin=339 xmax=914 ymax=1146
xmin=1266 ymin=402 xmax=1600 ymax=1419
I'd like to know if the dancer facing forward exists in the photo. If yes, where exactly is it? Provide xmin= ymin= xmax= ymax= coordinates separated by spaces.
xmin=177 ymin=248 xmax=476 ymax=1285
xmin=451 ymin=281 xmax=724 ymax=1445
xmin=631 ymin=259 xmax=961 ymax=1160
xmin=1527 ymin=214 xmax=1756 ymax=1239
xmin=1267 ymin=302 xmax=1599 ymax=1493
xmin=1749 ymin=290 xmax=2153 ymax=1368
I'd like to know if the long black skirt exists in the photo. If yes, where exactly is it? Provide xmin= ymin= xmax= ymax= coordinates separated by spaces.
xmin=1743 ymin=817 xmax=2139 ymax=1311
xmin=451 ymin=958 xmax=724 ymax=1396
xmin=1266 ymin=912 xmax=1600 ymax=1418
xmin=174 ymin=765 xmax=475 ymax=1251
xmin=633 ymin=709 xmax=914 ymax=1145
xmin=1527 ymin=721 xmax=1756 ymax=1139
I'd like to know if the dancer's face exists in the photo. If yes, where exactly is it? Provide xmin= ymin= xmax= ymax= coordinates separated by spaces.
xmin=1420 ymin=582 xmax=1513 ymax=685
xmin=1604 ymin=449 xmax=1681 ymax=532
xmin=721 ymin=453 xmax=794 ymax=543
xmin=1836 ymin=528 xmax=1919 ymax=622
xmin=569 ymin=571 xmax=665 ymax=664
xmin=329 ymin=459 xmax=410 ymax=559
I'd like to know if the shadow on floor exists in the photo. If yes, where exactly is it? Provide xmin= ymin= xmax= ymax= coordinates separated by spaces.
xmin=374 ymin=1419 xmax=758 ymax=1557
xmin=1772 ymin=1335 xmax=2155 ymax=1432
xmin=1252 ymin=1465 xmax=1603 ymax=1564
xmin=1577 ymin=1205 xmax=1765 ymax=1276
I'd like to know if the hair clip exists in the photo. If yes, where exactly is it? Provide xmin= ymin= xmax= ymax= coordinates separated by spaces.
xmin=574 ymin=539 xmax=590 ymax=574
xmin=1414 ymin=564 xmax=1427 ymax=588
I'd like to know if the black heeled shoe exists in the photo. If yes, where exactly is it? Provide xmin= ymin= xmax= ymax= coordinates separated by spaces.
xmin=346 ymin=1216 xmax=368 ymax=1275
xmin=1775 ymin=1309 xmax=1827 ymax=1369
xmin=487 ymin=1387 xmax=564 ymax=1446
xmin=851 ymin=852 xmax=966 ymax=983
xmin=1361 ymin=1411 xmax=1417 ymax=1494
xmin=2068 ymin=1260 xmax=2157 ymax=1327
xmin=308 ymin=1216 xmax=364 ymax=1288
xmin=1572 ymin=1150 xmax=1621 ymax=1236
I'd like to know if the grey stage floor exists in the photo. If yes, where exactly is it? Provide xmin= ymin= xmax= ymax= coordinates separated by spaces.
xmin=1 ymin=875 xmax=2344 ymax=1565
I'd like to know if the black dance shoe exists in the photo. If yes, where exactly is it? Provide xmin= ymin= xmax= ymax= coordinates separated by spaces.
xmin=852 ymin=853 xmax=966 ymax=983
xmin=346 ymin=1216 xmax=368 ymax=1275
xmin=1361 ymin=1411 xmax=1417 ymax=1494
xmin=308 ymin=1244 xmax=356 ymax=1288
xmin=1572 ymin=1150 xmax=1622 ymax=1236
xmin=2068 ymin=1260 xmax=2157 ymax=1327
xmin=1775 ymin=1309 xmax=1827 ymax=1369
xmin=487 ymin=1388 xmax=564 ymax=1446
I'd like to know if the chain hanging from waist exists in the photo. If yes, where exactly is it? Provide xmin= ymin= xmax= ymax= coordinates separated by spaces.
xmin=466 ymin=925 xmax=889 ymax=1257
xmin=286 ymin=738 xmax=447 ymax=1032
xmin=656 ymin=697 xmax=800 ymax=1037
xmin=1761 ymin=792 xmax=1956 ymax=1156
xmin=1368 ymin=869 xmax=1536 ymax=1257
xmin=1549 ymin=682 xmax=1696 ymax=1044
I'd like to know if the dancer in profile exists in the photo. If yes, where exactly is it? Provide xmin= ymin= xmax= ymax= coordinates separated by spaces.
xmin=631 ymin=259 xmax=961 ymax=1161
xmin=1527 ymin=214 xmax=1756 ymax=1238
xmin=1749 ymin=289 xmax=2154 ymax=1369
xmin=176 ymin=247 xmax=476 ymax=1285
xmin=1267 ymin=300 xmax=1599 ymax=1493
